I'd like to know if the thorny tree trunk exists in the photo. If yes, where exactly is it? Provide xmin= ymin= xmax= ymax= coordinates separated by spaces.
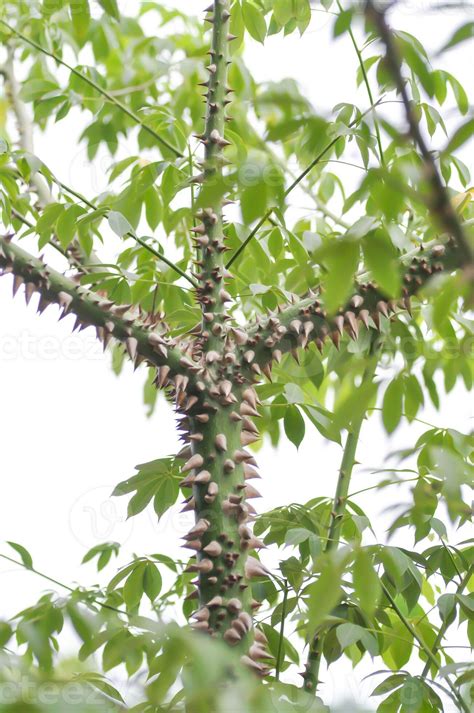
xmin=175 ymin=0 xmax=269 ymax=668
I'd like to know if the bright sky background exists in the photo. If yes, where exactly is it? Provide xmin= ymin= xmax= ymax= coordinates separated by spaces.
xmin=0 ymin=1 xmax=472 ymax=710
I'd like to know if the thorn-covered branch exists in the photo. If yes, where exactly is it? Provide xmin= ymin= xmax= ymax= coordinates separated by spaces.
xmin=0 ymin=236 xmax=193 ymax=381
xmin=365 ymin=1 xmax=472 ymax=264
xmin=242 ymin=240 xmax=463 ymax=376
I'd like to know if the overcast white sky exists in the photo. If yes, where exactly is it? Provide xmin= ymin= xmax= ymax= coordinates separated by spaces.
xmin=0 ymin=1 xmax=472 ymax=710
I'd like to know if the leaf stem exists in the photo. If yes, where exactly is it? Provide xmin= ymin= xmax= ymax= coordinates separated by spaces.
xmin=336 ymin=1 xmax=385 ymax=167
xmin=226 ymin=97 xmax=385 ymax=268
xmin=38 ymin=173 xmax=198 ymax=287
xmin=275 ymin=579 xmax=289 ymax=681
xmin=0 ymin=19 xmax=183 ymax=158
xmin=303 ymin=357 xmax=377 ymax=694
xmin=0 ymin=553 xmax=169 ymax=629
xmin=382 ymin=583 xmax=470 ymax=713
xmin=420 ymin=564 xmax=473 ymax=679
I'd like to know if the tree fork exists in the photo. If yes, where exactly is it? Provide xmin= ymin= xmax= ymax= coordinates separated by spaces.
xmin=178 ymin=1 xmax=270 ymax=672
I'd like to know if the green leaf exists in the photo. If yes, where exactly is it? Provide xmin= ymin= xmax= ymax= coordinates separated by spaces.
xmin=404 ymin=374 xmax=424 ymax=422
xmin=82 ymin=542 xmax=119 ymax=571
xmin=242 ymin=1 xmax=267 ymax=43
xmin=333 ymin=10 xmax=353 ymax=38
xmin=437 ymin=592 xmax=457 ymax=626
xmin=273 ymin=0 xmax=293 ymax=25
xmin=7 ymin=541 xmax=33 ymax=569
xmin=295 ymin=0 xmax=311 ymax=33
xmin=445 ymin=118 xmax=474 ymax=154
xmin=108 ymin=210 xmax=133 ymax=238
xmin=241 ymin=181 xmax=267 ymax=224
xmin=123 ymin=563 xmax=145 ymax=608
xmin=336 ymin=622 xmax=364 ymax=649
xmin=143 ymin=563 xmax=162 ymax=602
xmin=56 ymin=204 xmax=84 ymax=249
xmin=69 ymin=0 xmax=90 ymax=44
xmin=81 ymin=674 xmax=124 ymax=703
xmin=382 ymin=377 xmax=404 ymax=434
xmin=371 ymin=673 xmax=406 ymax=696
xmin=0 ymin=621 xmax=13 ymax=648
xmin=353 ymin=549 xmax=381 ymax=616
xmin=285 ymin=528 xmax=310 ymax=547
xmin=98 ymin=0 xmax=120 ymax=20
xmin=113 ymin=458 xmax=180 ymax=520
xmin=319 ymin=239 xmax=360 ymax=313
xmin=284 ymin=405 xmax=305 ymax=449
xmin=362 ymin=229 xmax=401 ymax=298
xmin=306 ymin=558 xmax=344 ymax=632
xmin=440 ymin=22 xmax=474 ymax=53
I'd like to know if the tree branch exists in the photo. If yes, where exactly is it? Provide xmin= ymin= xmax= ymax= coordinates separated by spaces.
xmin=0 ymin=236 xmax=194 ymax=383
xmin=421 ymin=564 xmax=473 ymax=679
xmin=29 ymin=171 xmax=198 ymax=288
xmin=1 ymin=46 xmax=52 ymax=206
xmin=242 ymin=240 xmax=462 ymax=376
xmin=302 ymin=357 xmax=377 ymax=693
xmin=365 ymin=1 xmax=472 ymax=264
xmin=170 ymin=1 xmax=271 ymax=671
xmin=0 ymin=20 xmax=184 ymax=159
xmin=382 ymin=584 xmax=470 ymax=713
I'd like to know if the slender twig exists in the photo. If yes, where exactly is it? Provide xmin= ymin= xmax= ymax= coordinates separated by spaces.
xmin=0 ymin=553 xmax=174 ymax=633
xmin=0 ymin=553 xmax=130 ymax=618
xmin=36 ymin=172 xmax=197 ymax=287
xmin=0 ymin=19 xmax=183 ymax=158
xmin=253 ymin=134 xmax=350 ymax=229
xmin=275 ymin=579 xmax=289 ymax=681
xmin=226 ymin=97 xmax=385 ymax=268
xmin=0 ymin=236 xmax=192 ymax=378
xmin=382 ymin=584 xmax=470 ymax=713
xmin=302 ymin=358 xmax=377 ymax=694
xmin=336 ymin=0 xmax=385 ymax=166
xmin=11 ymin=207 xmax=80 ymax=265
xmin=420 ymin=565 xmax=473 ymax=679
xmin=365 ymin=1 xmax=472 ymax=264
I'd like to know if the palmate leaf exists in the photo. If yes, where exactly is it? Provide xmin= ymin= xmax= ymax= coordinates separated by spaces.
xmin=112 ymin=457 xmax=180 ymax=519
